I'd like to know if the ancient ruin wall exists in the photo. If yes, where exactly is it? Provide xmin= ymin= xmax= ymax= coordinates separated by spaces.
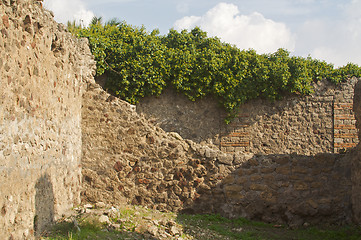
xmin=137 ymin=78 xmax=359 ymax=155
xmin=82 ymin=82 xmax=353 ymax=227
xmin=0 ymin=0 xmax=95 ymax=238
xmin=352 ymin=79 xmax=361 ymax=224
xmin=0 ymin=2 xmax=359 ymax=239
xmin=193 ymin=153 xmax=352 ymax=226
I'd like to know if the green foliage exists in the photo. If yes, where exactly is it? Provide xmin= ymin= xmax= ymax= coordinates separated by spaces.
xmin=77 ymin=22 xmax=168 ymax=104
xmin=90 ymin=16 xmax=103 ymax=26
xmin=42 ymin=221 xmax=105 ymax=240
xmin=70 ymin=21 xmax=361 ymax=121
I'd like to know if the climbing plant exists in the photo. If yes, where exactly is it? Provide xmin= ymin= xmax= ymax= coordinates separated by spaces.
xmin=69 ymin=20 xmax=361 ymax=122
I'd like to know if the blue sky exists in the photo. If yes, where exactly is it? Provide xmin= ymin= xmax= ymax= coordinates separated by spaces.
xmin=43 ymin=0 xmax=361 ymax=67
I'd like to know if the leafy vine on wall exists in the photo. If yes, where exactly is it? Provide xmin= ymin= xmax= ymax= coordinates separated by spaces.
xmin=69 ymin=20 xmax=361 ymax=122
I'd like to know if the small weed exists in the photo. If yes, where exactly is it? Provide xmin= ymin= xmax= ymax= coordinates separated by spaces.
xmin=42 ymin=219 xmax=124 ymax=240
xmin=119 ymin=207 xmax=136 ymax=217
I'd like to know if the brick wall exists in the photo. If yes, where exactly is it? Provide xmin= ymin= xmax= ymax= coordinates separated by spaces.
xmin=333 ymin=79 xmax=360 ymax=152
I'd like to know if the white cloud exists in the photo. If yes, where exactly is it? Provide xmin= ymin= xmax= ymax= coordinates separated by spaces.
xmin=43 ymin=0 xmax=95 ymax=27
xmin=345 ymin=0 xmax=361 ymax=39
xmin=174 ymin=2 xmax=295 ymax=54
xmin=295 ymin=0 xmax=361 ymax=66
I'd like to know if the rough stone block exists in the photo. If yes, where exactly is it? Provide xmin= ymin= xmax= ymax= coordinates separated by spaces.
xmin=260 ymin=168 xmax=275 ymax=174
xmin=250 ymin=175 xmax=262 ymax=182
xmin=249 ymin=184 xmax=267 ymax=191
xmin=292 ymin=167 xmax=309 ymax=174
xmin=222 ymin=175 xmax=235 ymax=185
xmin=274 ymin=155 xmax=291 ymax=165
xmin=275 ymin=166 xmax=291 ymax=175
xmin=235 ymin=177 xmax=248 ymax=185
xmin=217 ymin=153 xmax=233 ymax=165
xmin=293 ymin=182 xmax=309 ymax=191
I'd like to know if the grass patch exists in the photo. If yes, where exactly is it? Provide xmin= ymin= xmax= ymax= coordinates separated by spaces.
xmin=177 ymin=213 xmax=361 ymax=240
xmin=294 ymin=226 xmax=361 ymax=240
xmin=43 ymin=221 xmax=115 ymax=240
xmin=42 ymin=218 xmax=146 ymax=240
xmin=42 ymin=205 xmax=361 ymax=240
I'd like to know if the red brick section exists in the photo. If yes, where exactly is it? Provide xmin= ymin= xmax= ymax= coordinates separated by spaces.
xmin=333 ymin=103 xmax=359 ymax=153
xmin=218 ymin=88 xmax=359 ymax=154
xmin=334 ymin=143 xmax=357 ymax=148
xmin=221 ymin=142 xmax=250 ymax=147
xmin=334 ymin=125 xmax=357 ymax=130
xmin=335 ymin=114 xmax=356 ymax=120
xmin=220 ymin=114 xmax=250 ymax=153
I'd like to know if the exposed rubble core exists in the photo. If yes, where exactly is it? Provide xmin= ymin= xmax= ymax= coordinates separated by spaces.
xmin=352 ymin=80 xmax=361 ymax=224
xmin=1 ymin=1 xmax=360 ymax=238
xmin=81 ymin=82 xmax=355 ymax=227
xmin=137 ymin=78 xmax=359 ymax=155
xmin=0 ymin=0 xmax=95 ymax=238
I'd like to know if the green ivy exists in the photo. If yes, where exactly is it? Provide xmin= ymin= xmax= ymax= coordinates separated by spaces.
xmin=69 ymin=20 xmax=361 ymax=122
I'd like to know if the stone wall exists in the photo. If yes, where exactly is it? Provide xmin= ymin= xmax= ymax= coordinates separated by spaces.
xmin=352 ymin=79 xmax=361 ymax=224
xmin=81 ymin=82 xmax=354 ymax=227
xmin=334 ymin=79 xmax=359 ymax=153
xmin=136 ymin=88 xmax=225 ymax=145
xmin=1 ymin=1 xmax=360 ymax=238
xmin=0 ymin=0 xmax=95 ymax=238
xmin=137 ymin=78 xmax=359 ymax=155
xmin=190 ymin=153 xmax=352 ymax=226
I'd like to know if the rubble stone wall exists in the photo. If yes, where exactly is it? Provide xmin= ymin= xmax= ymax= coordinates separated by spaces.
xmin=352 ymin=80 xmax=361 ymax=224
xmin=2 ymin=3 xmax=361 ymax=239
xmin=81 ymin=83 xmax=354 ymax=227
xmin=0 ymin=0 xmax=95 ymax=238
xmin=192 ymin=153 xmax=352 ymax=226
xmin=137 ymin=78 xmax=359 ymax=155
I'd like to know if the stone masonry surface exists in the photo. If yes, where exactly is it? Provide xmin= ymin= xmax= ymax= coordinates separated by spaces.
xmin=137 ymin=78 xmax=359 ymax=155
xmin=2 ymin=1 xmax=361 ymax=238
xmin=0 ymin=0 xmax=95 ymax=238
xmin=81 ymin=80 xmax=357 ymax=227
xmin=352 ymin=80 xmax=361 ymax=224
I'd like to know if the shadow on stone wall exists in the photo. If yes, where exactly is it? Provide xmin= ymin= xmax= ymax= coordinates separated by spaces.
xmin=136 ymin=87 xmax=226 ymax=144
xmin=136 ymin=88 xmax=331 ymax=152
xmin=34 ymin=174 xmax=55 ymax=236
xmin=181 ymin=153 xmax=353 ymax=227
xmin=81 ymin=81 xmax=359 ymax=227
xmin=352 ymin=80 xmax=361 ymax=224
xmin=136 ymin=79 xmax=359 ymax=155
